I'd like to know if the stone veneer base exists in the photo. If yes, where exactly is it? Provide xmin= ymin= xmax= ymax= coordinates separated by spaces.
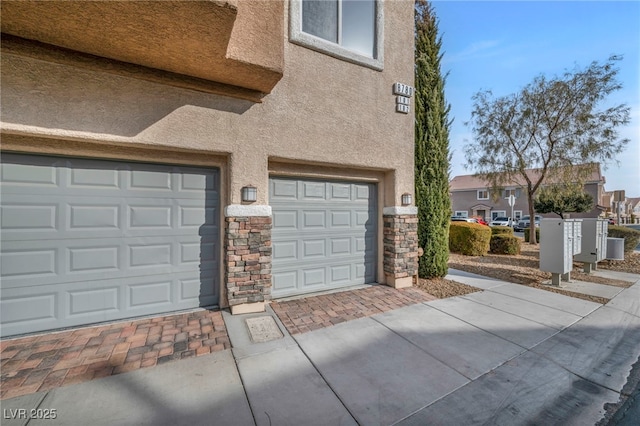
xmin=230 ymin=301 xmax=266 ymax=315
xmin=225 ymin=212 xmax=272 ymax=310
xmin=385 ymin=275 xmax=413 ymax=289
xmin=383 ymin=212 xmax=419 ymax=285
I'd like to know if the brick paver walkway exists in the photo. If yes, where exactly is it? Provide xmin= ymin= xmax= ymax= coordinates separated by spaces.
xmin=0 ymin=310 xmax=229 ymax=400
xmin=271 ymin=285 xmax=437 ymax=335
xmin=1 ymin=286 xmax=436 ymax=400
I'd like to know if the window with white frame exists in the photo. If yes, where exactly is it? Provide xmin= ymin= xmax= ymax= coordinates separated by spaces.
xmin=477 ymin=190 xmax=489 ymax=200
xmin=454 ymin=211 xmax=468 ymax=218
xmin=290 ymin=0 xmax=383 ymax=70
xmin=492 ymin=211 xmax=506 ymax=220
xmin=514 ymin=210 xmax=523 ymax=220
xmin=503 ymin=188 xmax=522 ymax=198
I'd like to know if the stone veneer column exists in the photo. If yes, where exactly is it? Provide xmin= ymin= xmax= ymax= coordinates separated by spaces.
xmin=224 ymin=205 xmax=272 ymax=314
xmin=382 ymin=206 xmax=419 ymax=288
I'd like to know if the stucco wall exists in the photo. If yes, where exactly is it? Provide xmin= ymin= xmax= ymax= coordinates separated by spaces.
xmin=1 ymin=0 xmax=415 ymax=208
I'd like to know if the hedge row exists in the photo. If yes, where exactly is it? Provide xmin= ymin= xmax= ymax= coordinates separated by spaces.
xmin=491 ymin=226 xmax=514 ymax=236
xmin=490 ymin=234 xmax=521 ymax=255
xmin=449 ymin=222 xmax=491 ymax=256
xmin=449 ymin=223 xmax=522 ymax=256
xmin=523 ymin=228 xmax=540 ymax=243
xmin=449 ymin=223 xmax=638 ymax=257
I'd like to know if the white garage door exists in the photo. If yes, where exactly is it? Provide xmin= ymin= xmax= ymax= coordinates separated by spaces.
xmin=270 ymin=177 xmax=377 ymax=298
xmin=0 ymin=154 xmax=220 ymax=337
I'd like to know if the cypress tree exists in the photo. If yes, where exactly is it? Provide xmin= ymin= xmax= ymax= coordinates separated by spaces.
xmin=414 ymin=0 xmax=452 ymax=278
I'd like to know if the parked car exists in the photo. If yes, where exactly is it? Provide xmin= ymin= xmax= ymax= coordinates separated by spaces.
xmin=472 ymin=216 xmax=489 ymax=226
xmin=514 ymin=215 xmax=542 ymax=232
xmin=450 ymin=217 xmax=478 ymax=223
xmin=490 ymin=216 xmax=513 ymax=227
xmin=607 ymin=218 xmax=616 ymax=225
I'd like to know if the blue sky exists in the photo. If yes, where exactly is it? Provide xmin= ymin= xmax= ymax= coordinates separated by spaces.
xmin=431 ymin=0 xmax=640 ymax=195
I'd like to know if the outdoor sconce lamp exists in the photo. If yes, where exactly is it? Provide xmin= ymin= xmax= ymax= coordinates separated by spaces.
xmin=401 ymin=193 xmax=412 ymax=206
xmin=241 ymin=186 xmax=257 ymax=203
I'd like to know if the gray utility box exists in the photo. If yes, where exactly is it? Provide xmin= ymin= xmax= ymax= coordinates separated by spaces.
xmin=574 ymin=218 xmax=608 ymax=272
xmin=540 ymin=219 xmax=574 ymax=285
xmin=606 ymin=237 xmax=625 ymax=260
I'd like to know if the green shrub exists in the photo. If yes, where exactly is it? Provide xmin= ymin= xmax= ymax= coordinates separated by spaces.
xmin=491 ymin=226 xmax=514 ymax=236
xmin=490 ymin=234 xmax=521 ymax=255
xmin=523 ymin=228 xmax=540 ymax=243
xmin=607 ymin=225 xmax=640 ymax=253
xmin=449 ymin=222 xmax=491 ymax=256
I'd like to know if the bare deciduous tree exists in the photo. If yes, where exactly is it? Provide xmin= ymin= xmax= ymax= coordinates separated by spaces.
xmin=465 ymin=56 xmax=630 ymax=243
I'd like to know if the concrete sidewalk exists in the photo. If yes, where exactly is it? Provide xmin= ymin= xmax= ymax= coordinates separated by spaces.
xmin=2 ymin=271 xmax=639 ymax=426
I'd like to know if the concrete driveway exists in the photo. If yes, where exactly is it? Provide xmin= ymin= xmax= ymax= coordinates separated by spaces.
xmin=2 ymin=270 xmax=639 ymax=426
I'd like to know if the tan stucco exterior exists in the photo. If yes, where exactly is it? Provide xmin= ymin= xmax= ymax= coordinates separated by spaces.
xmin=1 ymin=0 xmax=284 ymax=94
xmin=1 ymin=0 xmax=416 ymax=310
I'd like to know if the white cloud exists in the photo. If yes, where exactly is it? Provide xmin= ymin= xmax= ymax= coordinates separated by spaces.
xmin=444 ymin=40 xmax=502 ymax=64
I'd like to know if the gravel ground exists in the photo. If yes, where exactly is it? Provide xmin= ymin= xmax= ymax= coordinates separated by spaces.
xmin=417 ymin=243 xmax=639 ymax=304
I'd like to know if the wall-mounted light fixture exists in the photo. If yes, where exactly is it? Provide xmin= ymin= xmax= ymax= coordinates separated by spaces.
xmin=401 ymin=193 xmax=412 ymax=206
xmin=241 ymin=186 xmax=257 ymax=203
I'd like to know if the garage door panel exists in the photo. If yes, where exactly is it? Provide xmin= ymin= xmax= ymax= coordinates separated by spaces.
xmin=1 ymin=248 xmax=58 ymax=279
xmin=302 ymin=181 xmax=326 ymax=199
xmin=273 ymin=271 xmax=297 ymax=292
xmin=129 ymin=205 xmax=172 ymax=229
xmin=1 ymin=203 xmax=58 ymax=231
xmin=302 ymin=239 xmax=326 ymax=258
xmin=273 ymin=210 xmax=298 ymax=229
xmin=129 ymin=169 xmax=172 ymax=190
xmin=330 ymin=237 xmax=351 ymax=255
xmin=271 ymin=179 xmax=298 ymax=199
xmin=180 ymin=172 xmax=215 ymax=191
xmin=273 ymin=240 xmax=298 ymax=261
xmin=354 ymin=184 xmax=371 ymax=200
xmin=330 ymin=264 xmax=351 ymax=283
xmin=129 ymin=243 xmax=172 ymax=268
xmin=128 ymin=281 xmax=172 ymax=308
xmin=69 ymin=167 xmax=120 ymax=189
xmin=181 ymin=241 xmax=217 ymax=264
xmin=303 ymin=267 xmax=325 ymax=287
xmin=0 ymin=156 xmax=60 ymax=186
xmin=0 ymin=270 xmax=218 ymax=336
xmin=270 ymin=177 xmax=376 ymax=298
xmin=355 ymin=210 xmax=372 ymax=226
xmin=70 ymin=204 xmax=120 ymax=230
xmin=303 ymin=210 xmax=325 ymax=228
xmin=69 ymin=286 xmax=120 ymax=316
xmin=69 ymin=245 xmax=120 ymax=273
xmin=2 ymin=160 xmax=218 ymax=201
xmin=1 ymin=198 xmax=218 ymax=241
xmin=1 ymin=293 xmax=57 ymax=328
xmin=1 ymin=154 xmax=220 ymax=337
xmin=179 ymin=205 xmax=216 ymax=228
xmin=2 ymin=235 xmax=218 ymax=289
xmin=329 ymin=183 xmax=351 ymax=200
xmin=330 ymin=210 xmax=351 ymax=227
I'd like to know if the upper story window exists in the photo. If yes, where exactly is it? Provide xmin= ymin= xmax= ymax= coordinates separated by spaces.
xmin=290 ymin=0 xmax=384 ymax=70
xmin=477 ymin=190 xmax=489 ymax=200
xmin=503 ymin=188 xmax=521 ymax=198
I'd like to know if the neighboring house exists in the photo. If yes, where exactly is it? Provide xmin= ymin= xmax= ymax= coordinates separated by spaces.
xmin=449 ymin=164 xmax=607 ymax=221
xmin=603 ymin=192 xmax=640 ymax=224
xmin=0 ymin=0 xmax=417 ymax=337
xmin=618 ymin=197 xmax=640 ymax=224
xmin=631 ymin=198 xmax=640 ymax=224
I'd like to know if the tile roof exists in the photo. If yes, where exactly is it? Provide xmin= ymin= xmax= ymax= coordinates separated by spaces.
xmin=450 ymin=164 xmax=604 ymax=191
